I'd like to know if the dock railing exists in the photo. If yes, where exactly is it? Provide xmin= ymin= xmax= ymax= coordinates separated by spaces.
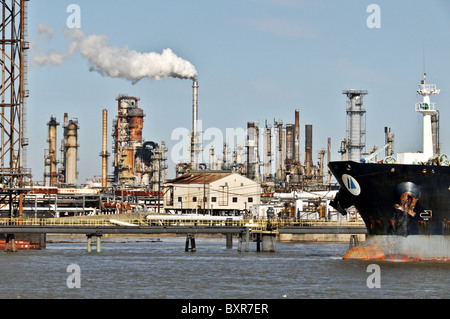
xmin=0 ymin=216 xmax=365 ymax=231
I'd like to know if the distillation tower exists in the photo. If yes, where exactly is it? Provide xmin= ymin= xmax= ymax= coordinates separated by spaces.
xmin=44 ymin=116 xmax=59 ymax=186
xmin=44 ymin=113 xmax=79 ymax=186
xmin=343 ymin=89 xmax=368 ymax=162
xmin=112 ymin=95 xmax=167 ymax=189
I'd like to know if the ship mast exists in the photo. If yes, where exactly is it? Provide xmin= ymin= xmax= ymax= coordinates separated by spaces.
xmin=416 ymin=73 xmax=440 ymax=159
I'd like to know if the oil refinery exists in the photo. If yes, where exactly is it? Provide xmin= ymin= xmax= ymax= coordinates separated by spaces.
xmin=0 ymin=0 xmax=399 ymax=223
xmin=22 ymin=76 xmax=359 ymax=221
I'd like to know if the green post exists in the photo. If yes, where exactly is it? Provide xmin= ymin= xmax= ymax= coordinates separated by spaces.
xmin=87 ymin=235 xmax=92 ymax=253
xmin=96 ymin=235 xmax=101 ymax=253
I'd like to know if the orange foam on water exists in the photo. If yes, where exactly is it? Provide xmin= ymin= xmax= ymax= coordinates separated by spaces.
xmin=343 ymin=236 xmax=450 ymax=262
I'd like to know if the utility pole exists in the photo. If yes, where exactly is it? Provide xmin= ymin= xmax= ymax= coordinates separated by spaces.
xmin=199 ymin=163 xmax=206 ymax=215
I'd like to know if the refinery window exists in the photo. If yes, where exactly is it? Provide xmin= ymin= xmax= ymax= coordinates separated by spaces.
xmin=248 ymin=197 xmax=253 ymax=203
xmin=178 ymin=197 xmax=182 ymax=202
xmin=211 ymin=197 xmax=217 ymax=202
xmin=193 ymin=197 xmax=197 ymax=202
xmin=232 ymin=197 xmax=238 ymax=203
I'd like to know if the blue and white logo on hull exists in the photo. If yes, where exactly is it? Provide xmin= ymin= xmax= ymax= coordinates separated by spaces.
xmin=342 ymin=174 xmax=361 ymax=196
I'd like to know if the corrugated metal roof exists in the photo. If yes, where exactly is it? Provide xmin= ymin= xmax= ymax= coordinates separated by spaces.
xmin=167 ymin=172 xmax=232 ymax=184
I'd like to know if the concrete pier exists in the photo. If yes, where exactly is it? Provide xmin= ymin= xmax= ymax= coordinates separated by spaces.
xmin=261 ymin=232 xmax=276 ymax=252
xmin=238 ymin=228 xmax=252 ymax=252
xmin=238 ymin=229 xmax=277 ymax=252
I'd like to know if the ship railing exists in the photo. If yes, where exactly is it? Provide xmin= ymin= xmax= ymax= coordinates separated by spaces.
xmin=417 ymin=83 xmax=438 ymax=94
xmin=415 ymin=102 xmax=436 ymax=112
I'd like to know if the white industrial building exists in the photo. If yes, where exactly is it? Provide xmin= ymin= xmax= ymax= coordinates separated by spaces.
xmin=164 ymin=172 xmax=261 ymax=215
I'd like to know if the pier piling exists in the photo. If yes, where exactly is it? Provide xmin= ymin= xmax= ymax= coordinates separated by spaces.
xmin=226 ymin=233 xmax=233 ymax=249
xmin=349 ymin=235 xmax=359 ymax=249
xmin=245 ymin=227 xmax=250 ymax=252
xmin=97 ymin=235 xmax=102 ymax=253
xmin=87 ymin=235 xmax=92 ymax=253
xmin=238 ymin=232 xmax=243 ymax=252
xmin=256 ymin=233 xmax=261 ymax=252
xmin=4 ymin=234 xmax=17 ymax=252
xmin=185 ymin=234 xmax=196 ymax=252
xmin=87 ymin=234 xmax=102 ymax=253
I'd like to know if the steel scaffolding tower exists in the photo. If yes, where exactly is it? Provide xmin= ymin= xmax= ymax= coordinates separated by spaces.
xmin=0 ymin=0 xmax=31 ymax=217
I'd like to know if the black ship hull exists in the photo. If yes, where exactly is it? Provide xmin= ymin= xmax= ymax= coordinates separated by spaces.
xmin=328 ymin=161 xmax=450 ymax=236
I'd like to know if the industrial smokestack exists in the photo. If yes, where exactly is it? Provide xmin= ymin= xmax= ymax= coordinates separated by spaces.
xmin=100 ymin=109 xmax=109 ymax=188
xmin=275 ymin=121 xmax=284 ymax=179
xmin=65 ymin=119 xmax=79 ymax=185
xmin=326 ymin=137 xmax=332 ymax=184
xmin=223 ymin=142 xmax=228 ymax=169
xmin=295 ymin=109 xmax=300 ymax=163
xmin=281 ymin=128 xmax=286 ymax=176
xmin=264 ymin=123 xmax=272 ymax=182
xmin=190 ymin=78 xmax=199 ymax=170
xmin=385 ymin=127 xmax=394 ymax=157
xmin=246 ymin=122 xmax=260 ymax=181
xmin=59 ymin=113 xmax=69 ymax=184
xmin=285 ymin=124 xmax=294 ymax=167
xmin=209 ymin=146 xmax=215 ymax=170
xmin=305 ymin=124 xmax=313 ymax=178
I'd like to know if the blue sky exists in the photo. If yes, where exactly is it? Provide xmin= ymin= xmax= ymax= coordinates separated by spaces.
xmin=27 ymin=0 xmax=450 ymax=182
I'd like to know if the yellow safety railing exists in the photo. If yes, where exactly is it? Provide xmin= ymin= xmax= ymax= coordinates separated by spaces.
xmin=0 ymin=217 xmax=365 ymax=229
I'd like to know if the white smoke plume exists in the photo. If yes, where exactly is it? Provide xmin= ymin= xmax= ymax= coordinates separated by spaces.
xmin=32 ymin=28 xmax=198 ymax=83
xmin=37 ymin=24 xmax=54 ymax=41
